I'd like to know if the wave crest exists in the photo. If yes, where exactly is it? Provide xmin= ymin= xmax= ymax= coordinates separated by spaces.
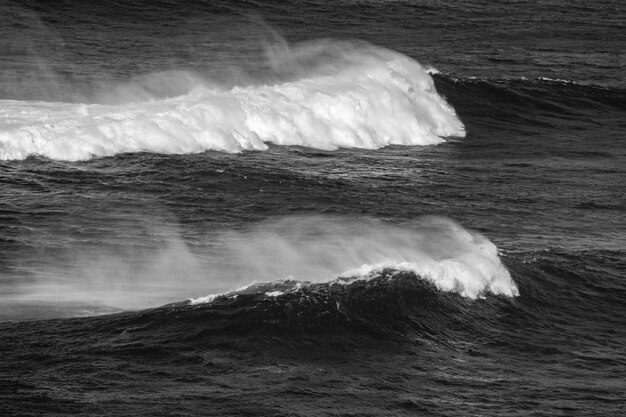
xmin=190 ymin=216 xmax=518 ymax=305
xmin=0 ymin=41 xmax=464 ymax=161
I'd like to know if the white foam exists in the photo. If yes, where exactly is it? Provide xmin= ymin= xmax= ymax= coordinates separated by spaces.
xmin=190 ymin=294 xmax=218 ymax=305
xmin=339 ymin=257 xmax=516 ymax=299
xmin=338 ymin=221 xmax=518 ymax=298
xmin=0 ymin=41 xmax=464 ymax=161
xmin=264 ymin=290 xmax=285 ymax=298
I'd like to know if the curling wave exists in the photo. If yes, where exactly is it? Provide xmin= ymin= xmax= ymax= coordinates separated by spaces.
xmin=0 ymin=41 xmax=464 ymax=161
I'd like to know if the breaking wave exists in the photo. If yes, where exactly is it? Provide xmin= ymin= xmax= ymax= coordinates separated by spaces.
xmin=190 ymin=216 xmax=519 ymax=305
xmin=0 ymin=40 xmax=464 ymax=161
xmin=0 ymin=215 xmax=516 ymax=315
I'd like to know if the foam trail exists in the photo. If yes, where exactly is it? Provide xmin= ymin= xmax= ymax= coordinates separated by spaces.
xmin=0 ymin=40 xmax=464 ymax=161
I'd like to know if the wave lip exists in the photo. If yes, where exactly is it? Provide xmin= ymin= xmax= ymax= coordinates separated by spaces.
xmin=339 ymin=258 xmax=517 ymax=300
xmin=0 ymin=41 xmax=465 ymax=161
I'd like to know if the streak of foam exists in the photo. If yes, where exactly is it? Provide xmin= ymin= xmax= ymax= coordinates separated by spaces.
xmin=0 ymin=40 xmax=464 ymax=161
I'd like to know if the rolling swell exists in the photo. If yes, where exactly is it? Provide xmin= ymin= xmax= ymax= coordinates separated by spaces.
xmin=433 ymin=74 xmax=626 ymax=129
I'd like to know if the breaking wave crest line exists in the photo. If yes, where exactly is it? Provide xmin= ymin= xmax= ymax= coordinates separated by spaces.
xmin=0 ymin=40 xmax=464 ymax=161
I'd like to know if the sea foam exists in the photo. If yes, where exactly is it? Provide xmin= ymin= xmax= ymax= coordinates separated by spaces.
xmin=0 ymin=41 xmax=464 ymax=161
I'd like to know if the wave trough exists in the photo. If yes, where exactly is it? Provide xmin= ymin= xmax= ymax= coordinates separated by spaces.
xmin=0 ymin=41 xmax=465 ymax=161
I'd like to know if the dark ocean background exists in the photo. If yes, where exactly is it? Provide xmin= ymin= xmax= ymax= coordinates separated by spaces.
xmin=1 ymin=0 xmax=624 ymax=415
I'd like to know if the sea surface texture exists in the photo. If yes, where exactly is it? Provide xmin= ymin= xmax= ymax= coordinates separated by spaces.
xmin=0 ymin=0 xmax=624 ymax=416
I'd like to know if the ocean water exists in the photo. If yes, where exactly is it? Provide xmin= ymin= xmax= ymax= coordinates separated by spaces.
xmin=0 ymin=0 xmax=624 ymax=415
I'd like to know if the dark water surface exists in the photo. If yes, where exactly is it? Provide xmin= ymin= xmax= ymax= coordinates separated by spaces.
xmin=1 ymin=1 xmax=625 ymax=416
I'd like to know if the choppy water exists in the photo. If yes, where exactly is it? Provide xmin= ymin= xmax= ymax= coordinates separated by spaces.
xmin=1 ymin=1 xmax=625 ymax=416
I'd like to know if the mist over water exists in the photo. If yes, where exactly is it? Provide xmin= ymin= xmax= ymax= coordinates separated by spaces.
xmin=2 ymin=215 xmax=517 ymax=313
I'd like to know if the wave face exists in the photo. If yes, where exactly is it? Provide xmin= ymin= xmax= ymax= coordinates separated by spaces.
xmin=0 ymin=41 xmax=464 ymax=161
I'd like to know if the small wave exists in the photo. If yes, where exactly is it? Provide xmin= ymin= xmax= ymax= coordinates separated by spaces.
xmin=0 ymin=41 xmax=464 ymax=161
xmin=431 ymin=72 xmax=626 ymax=122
